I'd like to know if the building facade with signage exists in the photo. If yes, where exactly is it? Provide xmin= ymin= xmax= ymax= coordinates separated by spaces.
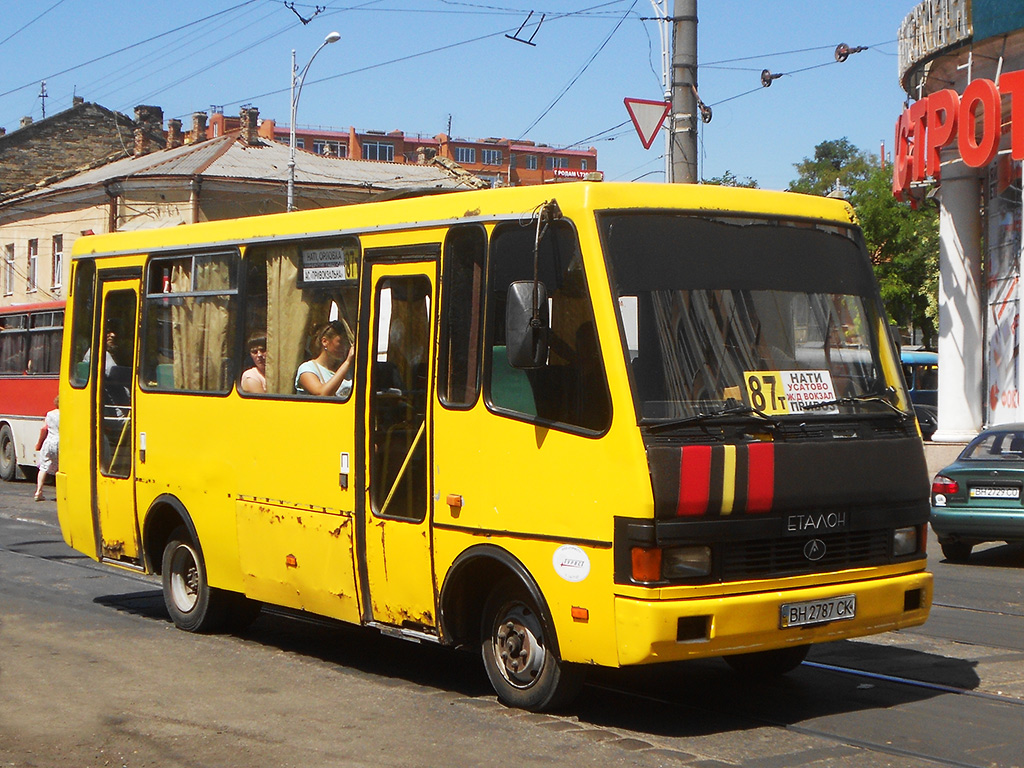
xmin=894 ymin=0 xmax=1024 ymax=440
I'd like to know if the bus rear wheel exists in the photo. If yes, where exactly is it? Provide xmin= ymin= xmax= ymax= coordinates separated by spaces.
xmin=724 ymin=644 xmax=810 ymax=678
xmin=480 ymin=578 xmax=583 ymax=712
xmin=161 ymin=527 xmax=260 ymax=633
xmin=0 ymin=424 xmax=16 ymax=481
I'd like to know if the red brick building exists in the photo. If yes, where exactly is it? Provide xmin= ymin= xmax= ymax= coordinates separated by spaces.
xmin=208 ymin=111 xmax=600 ymax=187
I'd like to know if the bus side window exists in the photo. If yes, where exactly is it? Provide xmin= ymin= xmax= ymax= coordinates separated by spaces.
xmin=242 ymin=240 xmax=359 ymax=398
xmin=486 ymin=220 xmax=611 ymax=433
xmin=141 ymin=252 xmax=239 ymax=393
xmin=438 ymin=225 xmax=486 ymax=408
xmin=69 ymin=260 xmax=96 ymax=388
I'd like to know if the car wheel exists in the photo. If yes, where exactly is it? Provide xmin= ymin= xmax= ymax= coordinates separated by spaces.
xmin=480 ymin=578 xmax=583 ymax=711
xmin=724 ymin=644 xmax=810 ymax=678
xmin=940 ymin=539 xmax=973 ymax=563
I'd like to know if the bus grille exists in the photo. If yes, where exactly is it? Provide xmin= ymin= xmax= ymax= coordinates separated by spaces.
xmin=720 ymin=530 xmax=891 ymax=580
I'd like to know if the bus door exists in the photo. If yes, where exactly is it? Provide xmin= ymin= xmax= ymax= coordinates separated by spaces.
xmin=93 ymin=278 xmax=140 ymax=564
xmin=361 ymin=256 xmax=437 ymax=630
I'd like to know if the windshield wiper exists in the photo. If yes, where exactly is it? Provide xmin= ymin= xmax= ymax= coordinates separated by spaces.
xmin=645 ymin=402 xmax=780 ymax=433
xmin=801 ymin=387 xmax=908 ymax=417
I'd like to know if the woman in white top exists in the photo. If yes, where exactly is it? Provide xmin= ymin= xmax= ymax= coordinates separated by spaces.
xmin=295 ymin=320 xmax=355 ymax=398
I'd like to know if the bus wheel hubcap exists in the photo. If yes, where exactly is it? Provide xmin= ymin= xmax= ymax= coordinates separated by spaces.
xmin=494 ymin=606 xmax=545 ymax=687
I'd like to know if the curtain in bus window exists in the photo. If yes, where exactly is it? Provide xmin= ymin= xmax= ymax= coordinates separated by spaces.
xmin=169 ymin=259 xmax=231 ymax=390
xmin=264 ymin=245 xmax=315 ymax=394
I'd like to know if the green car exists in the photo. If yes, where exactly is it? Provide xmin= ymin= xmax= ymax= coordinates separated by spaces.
xmin=931 ymin=424 xmax=1024 ymax=562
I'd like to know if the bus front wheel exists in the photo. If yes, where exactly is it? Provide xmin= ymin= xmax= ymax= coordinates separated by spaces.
xmin=480 ymin=578 xmax=583 ymax=712
xmin=0 ymin=424 xmax=17 ymax=481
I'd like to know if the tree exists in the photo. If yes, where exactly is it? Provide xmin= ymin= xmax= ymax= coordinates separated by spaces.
xmin=703 ymin=170 xmax=758 ymax=188
xmin=851 ymin=163 xmax=939 ymax=346
xmin=790 ymin=139 xmax=939 ymax=346
xmin=788 ymin=138 xmax=872 ymax=197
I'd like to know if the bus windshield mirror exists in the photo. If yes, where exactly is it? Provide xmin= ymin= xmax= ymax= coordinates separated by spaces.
xmin=506 ymin=280 xmax=549 ymax=369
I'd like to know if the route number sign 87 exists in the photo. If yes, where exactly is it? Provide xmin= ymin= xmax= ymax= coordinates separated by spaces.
xmin=744 ymin=372 xmax=790 ymax=415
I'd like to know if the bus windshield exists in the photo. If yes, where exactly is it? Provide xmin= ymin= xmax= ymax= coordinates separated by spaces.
xmin=599 ymin=213 xmax=905 ymax=423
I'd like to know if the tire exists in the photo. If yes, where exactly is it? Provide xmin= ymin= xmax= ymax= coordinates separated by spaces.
xmin=0 ymin=424 xmax=17 ymax=482
xmin=161 ymin=526 xmax=235 ymax=633
xmin=940 ymin=539 xmax=973 ymax=563
xmin=724 ymin=644 xmax=810 ymax=678
xmin=480 ymin=578 xmax=584 ymax=712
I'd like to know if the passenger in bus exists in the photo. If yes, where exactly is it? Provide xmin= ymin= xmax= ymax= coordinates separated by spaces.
xmin=295 ymin=320 xmax=355 ymax=398
xmin=240 ymin=333 xmax=267 ymax=394
xmin=34 ymin=396 xmax=59 ymax=502
xmin=82 ymin=328 xmax=119 ymax=374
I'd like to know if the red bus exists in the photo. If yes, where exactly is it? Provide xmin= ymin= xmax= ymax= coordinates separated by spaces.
xmin=0 ymin=301 xmax=64 ymax=481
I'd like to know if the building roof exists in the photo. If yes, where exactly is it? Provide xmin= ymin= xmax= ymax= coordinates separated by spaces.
xmin=5 ymin=130 xmax=485 ymax=205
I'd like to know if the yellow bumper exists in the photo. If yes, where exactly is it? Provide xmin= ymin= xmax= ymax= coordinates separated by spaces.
xmin=614 ymin=570 xmax=933 ymax=666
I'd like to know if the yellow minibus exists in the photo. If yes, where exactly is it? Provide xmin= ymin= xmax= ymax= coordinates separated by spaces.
xmin=57 ymin=182 xmax=932 ymax=710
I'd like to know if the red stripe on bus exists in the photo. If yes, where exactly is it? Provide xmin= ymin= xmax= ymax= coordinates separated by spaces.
xmin=678 ymin=445 xmax=712 ymax=516
xmin=745 ymin=442 xmax=774 ymax=513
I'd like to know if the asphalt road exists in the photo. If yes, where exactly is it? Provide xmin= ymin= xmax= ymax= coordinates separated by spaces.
xmin=2 ymin=477 xmax=1024 ymax=768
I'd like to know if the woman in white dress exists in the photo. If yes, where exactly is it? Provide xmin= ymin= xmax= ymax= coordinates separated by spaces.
xmin=34 ymin=397 xmax=59 ymax=501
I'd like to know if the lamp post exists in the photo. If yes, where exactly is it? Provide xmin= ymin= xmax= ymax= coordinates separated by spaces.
xmin=287 ymin=31 xmax=341 ymax=212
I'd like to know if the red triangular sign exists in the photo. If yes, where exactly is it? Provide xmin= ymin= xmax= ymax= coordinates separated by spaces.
xmin=624 ymin=98 xmax=671 ymax=150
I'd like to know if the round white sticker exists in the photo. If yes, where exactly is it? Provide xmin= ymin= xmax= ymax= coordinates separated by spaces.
xmin=553 ymin=545 xmax=590 ymax=583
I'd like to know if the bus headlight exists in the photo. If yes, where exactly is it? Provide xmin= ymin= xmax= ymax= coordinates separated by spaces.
xmin=893 ymin=526 xmax=918 ymax=556
xmin=662 ymin=546 xmax=712 ymax=578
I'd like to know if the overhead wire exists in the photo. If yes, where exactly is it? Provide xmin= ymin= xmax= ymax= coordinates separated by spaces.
xmin=517 ymin=0 xmax=637 ymax=139
xmin=0 ymin=0 xmax=70 ymax=48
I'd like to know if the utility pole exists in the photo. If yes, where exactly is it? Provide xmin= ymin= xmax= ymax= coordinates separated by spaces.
xmin=671 ymin=0 xmax=698 ymax=183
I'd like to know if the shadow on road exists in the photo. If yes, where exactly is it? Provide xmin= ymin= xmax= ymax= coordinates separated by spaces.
xmin=92 ymin=589 xmax=977 ymax=736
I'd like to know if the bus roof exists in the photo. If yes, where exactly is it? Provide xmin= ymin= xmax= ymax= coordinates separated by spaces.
xmin=70 ymin=182 xmax=859 ymax=259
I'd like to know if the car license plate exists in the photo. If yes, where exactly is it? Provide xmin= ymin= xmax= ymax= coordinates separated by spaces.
xmin=780 ymin=594 xmax=856 ymax=628
xmin=969 ymin=486 xmax=1020 ymax=499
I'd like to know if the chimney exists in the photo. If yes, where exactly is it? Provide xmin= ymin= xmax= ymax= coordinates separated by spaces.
xmin=133 ymin=105 xmax=163 ymax=156
xmin=239 ymin=106 xmax=260 ymax=147
xmin=73 ymin=96 xmax=84 ymax=107
xmin=191 ymin=111 xmax=208 ymax=144
xmin=0 ymin=128 xmax=5 ymax=137
xmin=166 ymin=118 xmax=183 ymax=150
xmin=20 ymin=116 xmax=33 ymax=129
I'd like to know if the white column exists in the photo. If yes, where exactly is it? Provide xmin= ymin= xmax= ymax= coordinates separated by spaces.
xmin=933 ymin=161 xmax=984 ymax=441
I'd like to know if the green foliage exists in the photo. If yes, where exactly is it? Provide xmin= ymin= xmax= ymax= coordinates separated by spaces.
xmin=791 ymin=139 xmax=939 ymax=346
xmin=703 ymin=170 xmax=759 ymax=188
xmin=788 ymin=138 xmax=873 ymax=197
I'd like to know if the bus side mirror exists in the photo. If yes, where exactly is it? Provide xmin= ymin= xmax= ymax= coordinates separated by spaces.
xmin=506 ymin=281 xmax=549 ymax=368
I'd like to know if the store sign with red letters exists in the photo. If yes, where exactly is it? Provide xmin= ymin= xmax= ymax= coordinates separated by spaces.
xmin=893 ymin=70 xmax=1024 ymax=199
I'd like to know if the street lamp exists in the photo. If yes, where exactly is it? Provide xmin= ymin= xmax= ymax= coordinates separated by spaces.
xmin=287 ymin=31 xmax=341 ymax=212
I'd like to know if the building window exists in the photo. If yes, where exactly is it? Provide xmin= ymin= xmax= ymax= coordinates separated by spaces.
xmin=51 ymin=234 xmax=63 ymax=290
xmin=313 ymin=140 xmax=345 ymax=157
xmin=363 ymin=141 xmax=394 ymax=162
xmin=454 ymin=146 xmax=476 ymax=164
xmin=3 ymin=244 xmax=13 ymax=296
xmin=296 ymin=138 xmax=305 ymax=149
xmin=27 ymin=239 xmax=38 ymax=292
xmin=525 ymin=155 xmax=538 ymax=171
xmin=545 ymin=156 xmax=569 ymax=170
xmin=581 ymin=159 xmax=588 ymax=171
xmin=481 ymin=148 xmax=502 ymax=166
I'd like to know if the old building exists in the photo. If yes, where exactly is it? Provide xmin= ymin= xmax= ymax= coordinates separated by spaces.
xmin=0 ymin=105 xmax=485 ymax=309
xmin=0 ymin=99 xmax=164 ymax=198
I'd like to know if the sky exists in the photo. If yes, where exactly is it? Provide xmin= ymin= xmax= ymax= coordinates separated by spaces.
xmin=0 ymin=0 xmax=921 ymax=192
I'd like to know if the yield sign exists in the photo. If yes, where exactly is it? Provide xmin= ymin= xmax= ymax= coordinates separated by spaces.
xmin=624 ymin=98 xmax=671 ymax=150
